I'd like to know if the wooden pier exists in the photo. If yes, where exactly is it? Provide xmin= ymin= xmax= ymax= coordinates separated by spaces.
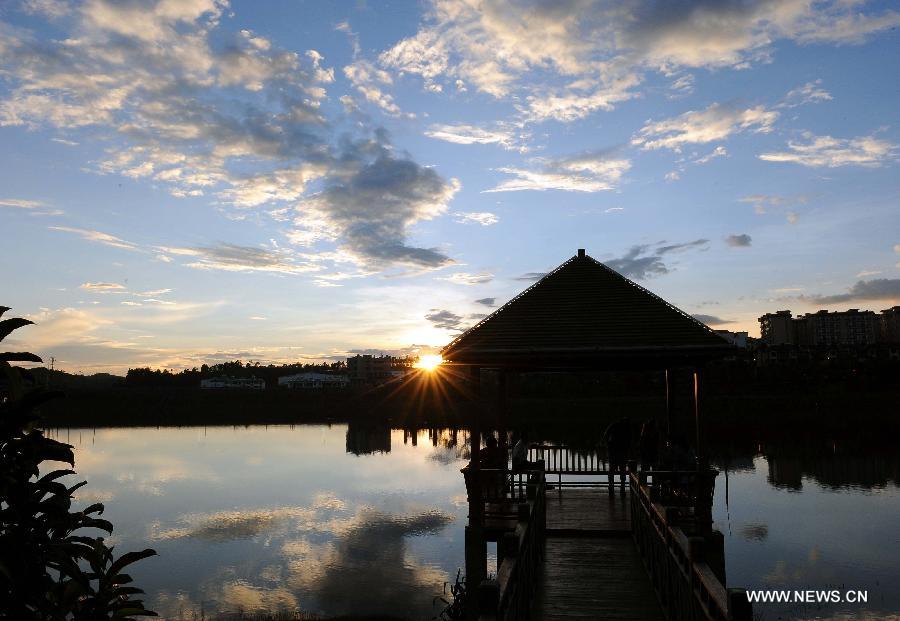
xmin=467 ymin=450 xmax=752 ymax=621
xmin=535 ymin=489 xmax=664 ymax=621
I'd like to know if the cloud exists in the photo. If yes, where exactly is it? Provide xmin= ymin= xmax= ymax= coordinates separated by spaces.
xmin=807 ymin=279 xmax=900 ymax=304
xmin=759 ymin=133 xmax=896 ymax=167
xmin=606 ymin=238 xmax=709 ymax=279
xmin=295 ymin=136 xmax=459 ymax=269
xmin=692 ymin=314 xmax=732 ymax=326
xmin=49 ymin=226 xmax=139 ymax=250
xmin=633 ymin=103 xmax=778 ymax=151
xmin=1 ymin=3 xmax=459 ymax=273
xmin=781 ymin=79 xmax=832 ymax=108
xmin=0 ymin=197 xmax=62 ymax=216
xmin=694 ymin=146 xmax=727 ymax=164
xmin=343 ymin=59 xmax=407 ymax=117
xmin=486 ymin=151 xmax=630 ymax=193
xmin=80 ymin=282 xmax=125 ymax=291
xmin=425 ymin=123 xmax=521 ymax=150
xmin=424 ymin=309 xmax=465 ymax=331
xmin=474 ymin=297 xmax=496 ymax=307
xmin=514 ymin=272 xmax=547 ymax=282
xmin=454 ymin=212 xmax=498 ymax=226
xmin=438 ymin=272 xmax=493 ymax=286
xmin=725 ymin=234 xmax=752 ymax=247
xmin=1 ymin=198 xmax=43 ymax=209
xmin=156 ymin=243 xmax=319 ymax=274
xmin=379 ymin=0 xmax=897 ymax=122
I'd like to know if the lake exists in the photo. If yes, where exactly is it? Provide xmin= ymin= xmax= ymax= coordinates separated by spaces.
xmin=48 ymin=425 xmax=900 ymax=621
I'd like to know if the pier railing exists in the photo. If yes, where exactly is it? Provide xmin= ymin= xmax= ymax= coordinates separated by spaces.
xmin=527 ymin=443 xmax=629 ymax=490
xmin=630 ymin=471 xmax=752 ymax=621
xmin=476 ymin=466 xmax=546 ymax=621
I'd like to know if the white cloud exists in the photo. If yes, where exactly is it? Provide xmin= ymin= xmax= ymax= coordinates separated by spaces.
xmin=438 ymin=272 xmax=494 ymax=286
xmin=379 ymin=0 xmax=898 ymax=123
xmin=486 ymin=151 xmax=630 ymax=193
xmin=1 ymin=2 xmax=460 ymax=272
xmin=781 ymin=79 xmax=832 ymax=108
xmin=694 ymin=146 xmax=727 ymax=164
xmin=49 ymin=226 xmax=138 ymax=251
xmin=633 ymin=103 xmax=778 ymax=151
xmin=80 ymin=282 xmax=125 ymax=291
xmin=425 ymin=123 xmax=521 ymax=150
xmin=454 ymin=212 xmax=499 ymax=226
xmin=759 ymin=133 xmax=896 ymax=167
xmin=343 ymin=60 xmax=408 ymax=117
xmin=156 ymin=244 xmax=320 ymax=275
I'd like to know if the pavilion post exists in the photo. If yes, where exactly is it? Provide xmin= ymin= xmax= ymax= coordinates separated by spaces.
xmin=464 ymin=365 xmax=486 ymax=620
xmin=664 ymin=368 xmax=671 ymax=440
xmin=497 ymin=369 xmax=508 ymax=453
xmin=693 ymin=369 xmax=702 ymax=460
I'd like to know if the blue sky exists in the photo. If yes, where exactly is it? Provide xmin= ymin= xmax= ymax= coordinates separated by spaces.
xmin=2 ymin=0 xmax=899 ymax=373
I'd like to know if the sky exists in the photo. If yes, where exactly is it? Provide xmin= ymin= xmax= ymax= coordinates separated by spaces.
xmin=1 ymin=0 xmax=899 ymax=374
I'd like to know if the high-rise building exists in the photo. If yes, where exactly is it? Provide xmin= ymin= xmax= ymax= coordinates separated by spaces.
xmin=880 ymin=306 xmax=900 ymax=343
xmin=758 ymin=310 xmax=795 ymax=345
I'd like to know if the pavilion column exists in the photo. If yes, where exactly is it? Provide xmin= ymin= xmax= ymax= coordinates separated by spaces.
xmin=497 ymin=370 xmax=508 ymax=453
xmin=464 ymin=365 xmax=486 ymax=620
xmin=664 ymin=366 xmax=697 ymax=455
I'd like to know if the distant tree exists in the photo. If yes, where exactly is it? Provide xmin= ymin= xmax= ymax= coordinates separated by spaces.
xmin=0 ymin=307 xmax=157 ymax=619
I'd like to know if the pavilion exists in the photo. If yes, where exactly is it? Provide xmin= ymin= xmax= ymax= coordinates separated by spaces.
xmin=440 ymin=248 xmax=735 ymax=609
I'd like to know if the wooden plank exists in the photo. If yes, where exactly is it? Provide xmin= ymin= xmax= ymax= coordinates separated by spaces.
xmin=534 ymin=537 xmax=665 ymax=621
xmin=545 ymin=488 xmax=631 ymax=535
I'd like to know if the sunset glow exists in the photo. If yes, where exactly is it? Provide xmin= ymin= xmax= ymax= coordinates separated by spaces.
xmin=415 ymin=355 xmax=444 ymax=372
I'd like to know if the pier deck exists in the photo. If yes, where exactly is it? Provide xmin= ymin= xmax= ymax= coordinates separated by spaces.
xmin=534 ymin=488 xmax=665 ymax=621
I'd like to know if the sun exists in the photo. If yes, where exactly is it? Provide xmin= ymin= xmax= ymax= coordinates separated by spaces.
xmin=415 ymin=354 xmax=444 ymax=371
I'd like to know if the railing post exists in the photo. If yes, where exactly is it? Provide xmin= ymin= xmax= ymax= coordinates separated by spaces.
xmin=477 ymin=579 xmax=500 ymax=621
xmin=727 ymin=588 xmax=753 ymax=621
xmin=688 ymin=536 xmax=705 ymax=563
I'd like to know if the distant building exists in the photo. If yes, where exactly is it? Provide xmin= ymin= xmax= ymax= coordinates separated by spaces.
xmin=713 ymin=330 xmax=748 ymax=348
xmin=759 ymin=308 xmax=882 ymax=347
xmin=797 ymin=309 xmax=878 ymax=346
xmin=880 ymin=306 xmax=900 ymax=343
xmin=200 ymin=376 xmax=265 ymax=390
xmin=758 ymin=310 xmax=795 ymax=345
xmin=346 ymin=354 xmax=412 ymax=385
xmin=277 ymin=372 xmax=348 ymax=390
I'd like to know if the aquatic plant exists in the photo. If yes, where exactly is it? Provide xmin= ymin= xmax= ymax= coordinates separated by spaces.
xmin=0 ymin=306 xmax=157 ymax=619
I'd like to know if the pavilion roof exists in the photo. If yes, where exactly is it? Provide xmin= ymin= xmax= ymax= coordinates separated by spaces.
xmin=441 ymin=250 xmax=732 ymax=369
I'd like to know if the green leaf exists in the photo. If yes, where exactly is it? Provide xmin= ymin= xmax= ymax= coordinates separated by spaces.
xmin=0 ymin=351 xmax=42 ymax=363
xmin=110 ymin=549 xmax=157 ymax=576
xmin=0 ymin=317 xmax=34 ymax=342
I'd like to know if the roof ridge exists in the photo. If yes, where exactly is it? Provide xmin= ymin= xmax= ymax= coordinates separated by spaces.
xmin=441 ymin=253 xmax=578 ymax=355
xmin=585 ymin=255 xmax=725 ymax=340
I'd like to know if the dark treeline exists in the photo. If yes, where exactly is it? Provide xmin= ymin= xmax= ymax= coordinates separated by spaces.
xmin=124 ymin=360 xmax=346 ymax=388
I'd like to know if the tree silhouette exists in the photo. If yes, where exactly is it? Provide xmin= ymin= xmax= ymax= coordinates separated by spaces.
xmin=0 ymin=306 xmax=157 ymax=619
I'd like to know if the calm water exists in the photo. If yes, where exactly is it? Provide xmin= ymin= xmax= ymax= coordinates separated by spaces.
xmin=48 ymin=425 xmax=900 ymax=621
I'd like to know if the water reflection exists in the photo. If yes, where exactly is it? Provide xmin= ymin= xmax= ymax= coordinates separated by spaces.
xmin=46 ymin=425 xmax=900 ymax=620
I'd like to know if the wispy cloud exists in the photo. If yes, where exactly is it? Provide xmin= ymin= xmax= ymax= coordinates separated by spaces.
xmin=425 ymin=123 xmax=522 ymax=150
xmin=759 ymin=133 xmax=896 ymax=167
xmin=606 ymin=239 xmax=709 ymax=279
xmin=780 ymin=79 xmax=832 ymax=108
xmin=157 ymin=244 xmax=320 ymax=275
xmin=454 ymin=212 xmax=499 ymax=226
xmin=806 ymin=279 xmax=900 ymax=304
xmin=49 ymin=226 xmax=138 ymax=250
xmin=80 ymin=282 xmax=125 ymax=291
xmin=486 ymin=151 xmax=630 ymax=193
xmin=692 ymin=314 xmax=732 ymax=326
xmin=633 ymin=103 xmax=777 ymax=151
xmin=474 ymin=297 xmax=495 ymax=307
xmin=438 ymin=272 xmax=493 ymax=286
